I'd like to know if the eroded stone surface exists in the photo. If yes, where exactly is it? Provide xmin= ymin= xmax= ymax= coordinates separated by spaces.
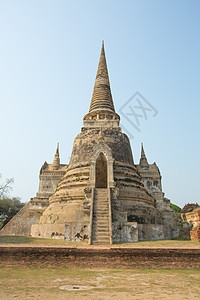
xmin=0 ymin=42 xmax=179 ymax=244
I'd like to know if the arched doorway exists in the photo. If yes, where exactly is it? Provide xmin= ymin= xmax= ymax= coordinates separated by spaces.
xmin=95 ymin=152 xmax=107 ymax=188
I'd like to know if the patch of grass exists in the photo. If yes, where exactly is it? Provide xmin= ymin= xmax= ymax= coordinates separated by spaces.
xmin=0 ymin=235 xmax=88 ymax=246
xmin=114 ymin=239 xmax=200 ymax=248
xmin=0 ymin=236 xmax=34 ymax=244
xmin=0 ymin=235 xmax=200 ymax=248
xmin=0 ymin=267 xmax=200 ymax=299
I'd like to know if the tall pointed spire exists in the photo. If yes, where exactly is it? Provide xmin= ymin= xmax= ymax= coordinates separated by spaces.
xmin=51 ymin=143 xmax=60 ymax=170
xmin=139 ymin=143 xmax=149 ymax=166
xmin=83 ymin=42 xmax=120 ymax=127
xmin=89 ymin=41 xmax=115 ymax=113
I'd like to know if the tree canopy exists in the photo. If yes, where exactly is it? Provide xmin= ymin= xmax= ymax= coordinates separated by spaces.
xmin=0 ymin=174 xmax=25 ymax=229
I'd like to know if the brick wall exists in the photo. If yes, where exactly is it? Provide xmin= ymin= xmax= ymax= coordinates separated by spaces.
xmin=0 ymin=247 xmax=200 ymax=269
xmin=190 ymin=227 xmax=200 ymax=242
xmin=182 ymin=208 xmax=200 ymax=242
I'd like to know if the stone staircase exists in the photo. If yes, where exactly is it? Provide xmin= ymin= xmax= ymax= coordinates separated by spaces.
xmin=91 ymin=188 xmax=111 ymax=245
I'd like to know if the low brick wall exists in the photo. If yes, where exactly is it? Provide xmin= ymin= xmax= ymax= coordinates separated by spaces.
xmin=0 ymin=246 xmax=200 ymax=269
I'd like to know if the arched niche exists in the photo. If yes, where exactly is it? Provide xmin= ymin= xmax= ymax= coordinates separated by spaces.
xmin=89 ymin=142 xmax=114 ymax=188
xmin=95 ymin=152 xmax=107 ymax=188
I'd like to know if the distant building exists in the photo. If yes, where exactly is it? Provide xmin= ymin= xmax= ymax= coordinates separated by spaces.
xmin=0 ymin=42 xmax=179 ymax=244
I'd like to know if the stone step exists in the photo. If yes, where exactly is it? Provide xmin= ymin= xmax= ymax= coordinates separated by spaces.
xmin=94 ymin=212 xmax=108 ymax=215
xmin=93 ymin=234 xmax=110 ymax=238
xmin=93 ymin=210 xmax=108 ymax=214
xmin=93 ymin=224 xmax=109 ymax=227
xmin=92 ymin=225 xmax=109 ymax=229
xmin=93 ymin=230 xmax=109 ymax=234
xmin=93 ymin=218 xmax=109 ymax=222
xmin=92 ymin=239 xmax=110 ymax=244
xmin=95 ymin=192 xmax=108 ymax=195
xmin=93 ymin=218 xmax=109 ymax=221
xmin=92 ymin=224 xmax=109 ymax=229
xmin=93 ymin=219 xmax=109 ymax=222
xmin=93 ymin=228 xmax=109 ymax=232
xmin=93 ymin=206 xmax=108 ymax=209
xmin=94 ymin=199 xmax=108 ymax=201
xmin=92 ymin=236 xmax=110 ymax=240
xmin=94 ymin=200 xmax=108 ymax=203
xmin=93 ymin=217 xmax=109 ymax=220
xmin=94 ymin=207 xmax=108 ymax=209
xmin=93 ymin=218 xmax=109 ymax=220
xmin=93 ymin=232 xmax=109 ymax=236
xmin=93 ymin=216 xmax=109 ymax=219
xmin=92 ymin=241 xmax=110 ymax=245
xmin=93 ymin=215 xmax=109 ymax=218
xmin=93 ymin=215 xmax=109 ymax=217
xmin=93 ymin=232 xmax=110 ymax=236
xmin=92 ymin=238 xmax=110 ymax=242
xmin=92 ymin=229 xmax=109 ymax=232
xmin=92 ymin=225 xmax=109 ymax=231
xmin=95 ymin=200 xmax=107 ymax=202
xmin=93 ymin=223 xmax=109 ymax=225
xmin=95 ymin=192 xmax=108 ymax=194
xmin=93 ymin=213 xmax=109 ymax=217
xmin=92 ymin=225 xmax=109 ymax=230
xmin=95 ymin=194 xmax=108 ymax=196
xmin=93 ymin=217 xmax=108 ymax=220
xmin=92 ymin=188 xmax=111 ymax=245
xmin=93 ymin=207 xmax=108 ymax=210
xmin=93 ymin=210 xmax=109 ymax=213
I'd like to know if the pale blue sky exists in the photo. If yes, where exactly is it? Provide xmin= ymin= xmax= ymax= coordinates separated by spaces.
xmin=0 ymin=0 xmax=199 ymax=207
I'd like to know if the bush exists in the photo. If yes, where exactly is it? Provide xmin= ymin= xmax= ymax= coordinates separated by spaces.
xmin=170 ymin=203 xmax=181 ymax=213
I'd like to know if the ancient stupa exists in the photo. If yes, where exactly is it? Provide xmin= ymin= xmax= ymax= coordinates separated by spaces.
xmin=0 ymin=42 xmax=178 ymax=244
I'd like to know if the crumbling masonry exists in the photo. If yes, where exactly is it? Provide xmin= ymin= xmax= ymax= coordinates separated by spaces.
xmin=0 ymin=42 xmax=179 ymax=244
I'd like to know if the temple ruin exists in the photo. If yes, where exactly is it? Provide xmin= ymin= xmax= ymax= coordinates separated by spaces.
xmin=0 ymin=42 xmax=179 ymax=244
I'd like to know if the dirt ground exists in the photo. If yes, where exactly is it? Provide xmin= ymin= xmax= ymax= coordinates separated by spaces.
xmin=0 ymin=267 xmax=200 ymax=299
xmin=1 ymin=237 xmax=200 ymax=299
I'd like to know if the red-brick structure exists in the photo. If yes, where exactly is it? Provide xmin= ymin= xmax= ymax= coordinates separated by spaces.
xmin=182 ymin=208 xmax=200 ymax=242
xmin=0 ymin=246 xmax=200 ymax=269
xmin=181 ymin=203 xmax=199 ymax=213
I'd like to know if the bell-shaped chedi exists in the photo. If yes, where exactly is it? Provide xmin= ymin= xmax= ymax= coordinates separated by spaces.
xmin=31 ymin=42 xmax=174 ymax=244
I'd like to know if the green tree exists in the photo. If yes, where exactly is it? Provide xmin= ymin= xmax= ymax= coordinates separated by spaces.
xmin=170 ymin=203 xmax=181 ymax=213
xmin=0 ymin=174 xmax=25 ymax=229
xmin=0 ymin=197 xmax=25 ymax=216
